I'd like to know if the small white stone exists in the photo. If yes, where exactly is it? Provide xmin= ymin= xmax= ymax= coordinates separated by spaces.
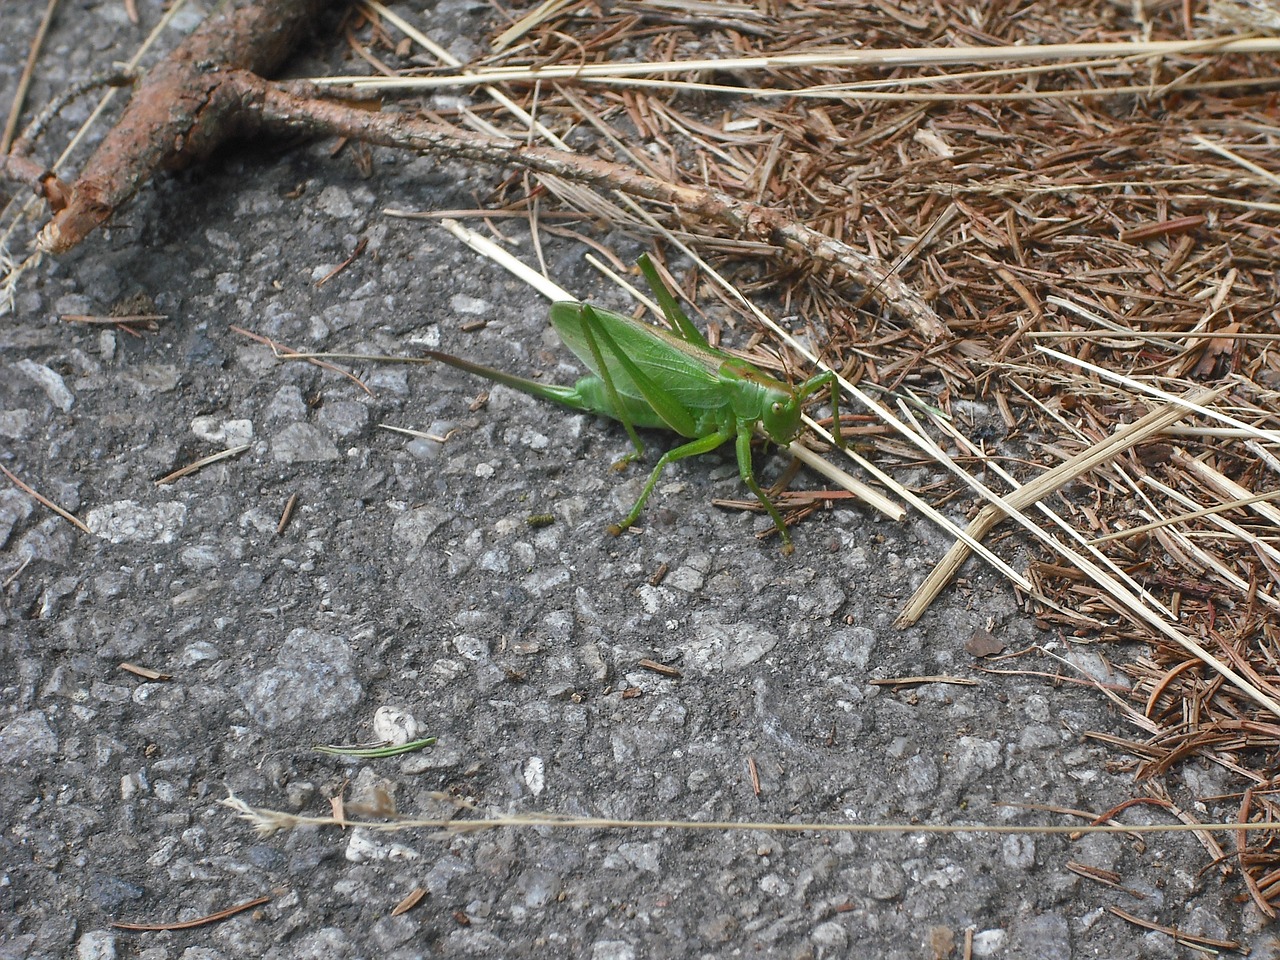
xmin=759 ymin=873 xmax=791 ymax=896
xmin=87 ymin=501 xmax=187 ymax=544
xmin=373 ymin=706 xmax=421 ymax=746
xmin=523 ymin=756 xmax=546 ymax=796
xmin=75 ymin=930 xmax=117 ymax=960
xmin=636 ymin=584 xmax=669 ymax=614
xmin=223 ymin=419 xmax=254 ymax=446
xmin=453 ymin=635 xmax=489 ymax=661
xmin=15 ymin=359 xmax=74 ymax=411
xmin=450 ymin=294 xmax=491 ymax=315
xmin=345 ymin=828 xmax=420 ymax=863
xmin=972 ymin=929 xmax=1007 ymax=957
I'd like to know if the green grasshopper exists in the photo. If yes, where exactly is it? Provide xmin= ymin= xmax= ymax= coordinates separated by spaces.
xmin=424 ymin=256 xmax=843 ymax=552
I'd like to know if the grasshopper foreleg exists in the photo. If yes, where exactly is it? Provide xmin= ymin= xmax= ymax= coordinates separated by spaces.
xmin=735 ymin=427 xmax=795 ymax=554
xmin=794 ymin=370 xmax=845 ymax=450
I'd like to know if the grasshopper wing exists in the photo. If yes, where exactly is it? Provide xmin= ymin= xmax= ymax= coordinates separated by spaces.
xmin=549 ymin=301 xmax=732 ymax=438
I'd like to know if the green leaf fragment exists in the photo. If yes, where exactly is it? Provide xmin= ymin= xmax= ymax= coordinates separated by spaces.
xmin=313 ymin=737 xmax=437 ymax=758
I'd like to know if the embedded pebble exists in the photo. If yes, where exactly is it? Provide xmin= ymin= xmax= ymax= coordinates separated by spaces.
xmin=453 ymin=635 xmax=489 ymax=661
xmin=180 ymin=545 xmax=221 ymax=571
xmin=899 ymin=754 xmax=940 ymax=796
xmin=759 ymin=873 xmax=790 ymax=896
xmin=683 ymin=612 xmax=778 ymax=671
xmin=867 ymin=860 xmax=906 ymax=901
xmin=952 ymin=736 xmax=1002 ymax=783
xmin=191 ymin=415 xmax=255 ymax=446
xmin=1003 ymin=835 xmax=1037 ymax=870
xmin=0 ymin=407 xmax=33 ymax=439
xmin=0 ymin=489 xmax=35 ymax=549
xmin=664 ymin=562 xmax=706 ymax=593
xmin=317 ymin=399 xmax=369 ymax=437
xmin=812 ymin=920 xmax=848 ymax=950
xmin=1012 ymin=913 xmax=1071 ymax=960
xmin=87 ymin=875 xmax=144 ymax=911
xmin=75 ymin=930 xmax=117 ymax=960
xmin=86 ymin=501 xmax=187 ymax=544
xmin=972 ymin=929 xmax=1007 ymax=957
xmin=271 ymin=422 xmax=340 ymax=462
xmin=372 ymin=706 xmax=421 ymax=745
xmin=391 ymin=507 xmax=448 ymax=550
xmin=0 ymin=710 xmax=59 ymax=763
xmin=450 ymin=294 xmax=491 ymax=315
xmin=15 ymin=359 xmax=74 ymax=411
xmin=366 ymin=368 xmax=408 ymax=395
xmin=121 ymin=364 xmax=181 ymax=394
xmin=315 ymin=184 xmax=373 ymax=225
xmin=822 ymin=626 xmax=877 ymax=670
xmin=237 ymin=628 xmax=363 ymax=729
xmin=400 ymin=746 xmax=462 ymax=773
xmin=605 ymin=841 xmax=661 ymax=874
xmin=265 ymin=385 xmax=308 ymax=422
xmin=179 ymin=641 xmax=222 ymax=666
xmin=346 ymin=829 xmax=421 ymax=863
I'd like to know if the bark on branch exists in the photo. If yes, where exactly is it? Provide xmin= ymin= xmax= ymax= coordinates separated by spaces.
xmin=29 ymin=0 xmax=327 ymax=254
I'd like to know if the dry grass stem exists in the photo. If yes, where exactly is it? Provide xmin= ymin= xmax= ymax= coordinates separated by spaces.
xmin=308 ymin=37 xmax=1280 ymax=90
xmin=3 ymin=0 xmax=61 ymax=155
xmin=220 ymin=793 xmax=1280 ymax=841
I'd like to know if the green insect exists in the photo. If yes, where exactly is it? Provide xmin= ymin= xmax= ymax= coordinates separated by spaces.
xmin=425 ymin=256 xmax=844 ymax=552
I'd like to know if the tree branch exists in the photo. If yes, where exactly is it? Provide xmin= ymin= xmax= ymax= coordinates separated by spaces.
xmin=33 ymin=0 xmax=327 ymax=254
xmin=244 ymin=77 xmax=946 ymax=340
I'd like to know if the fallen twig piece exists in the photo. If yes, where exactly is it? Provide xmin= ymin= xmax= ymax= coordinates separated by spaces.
xmin=1105 ymin=906 xmax=1242 ymax=953
xmin=119 ymin=663 xmax=172 ymax=681
xmin=112 ymin=894 xmax=272 ymax=932
xmin=0 ymin=464 xmax=90 ymax=534
xmin=154 ymin=445 xmax=251 ymax=486
xmin=247 ymin=81 xmax=946 ymax=341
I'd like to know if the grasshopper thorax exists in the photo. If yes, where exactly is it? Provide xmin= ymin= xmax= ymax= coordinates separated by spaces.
xmin=722 ymin=361 xmax=806 ymax=444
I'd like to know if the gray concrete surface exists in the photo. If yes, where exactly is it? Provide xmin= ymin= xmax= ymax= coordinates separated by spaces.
xmin=0 ymin=3 xmax=1266 ymax=958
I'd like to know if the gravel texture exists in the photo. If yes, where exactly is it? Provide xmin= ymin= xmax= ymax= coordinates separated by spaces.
xmin=1 ymin=3 xmax=1269 ymax=958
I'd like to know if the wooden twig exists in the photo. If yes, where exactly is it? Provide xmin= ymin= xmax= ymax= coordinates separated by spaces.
xmin=0 ymin=464 xmax=90 ymax=534
xmin=112 ymin=894 xmax=272 ymax=932
xmin=32 ymin=0 xmax=327 ymax=254
xmin=240 ymin=79 xmax=945 ymax=341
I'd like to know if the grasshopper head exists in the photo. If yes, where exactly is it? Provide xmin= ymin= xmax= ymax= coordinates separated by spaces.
xmin=760 ymin=387 xmax=805 ymax=445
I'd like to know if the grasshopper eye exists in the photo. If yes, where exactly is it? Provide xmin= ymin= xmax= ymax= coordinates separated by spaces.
xmin=770 ymin=402 xmax=784 ymax=415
